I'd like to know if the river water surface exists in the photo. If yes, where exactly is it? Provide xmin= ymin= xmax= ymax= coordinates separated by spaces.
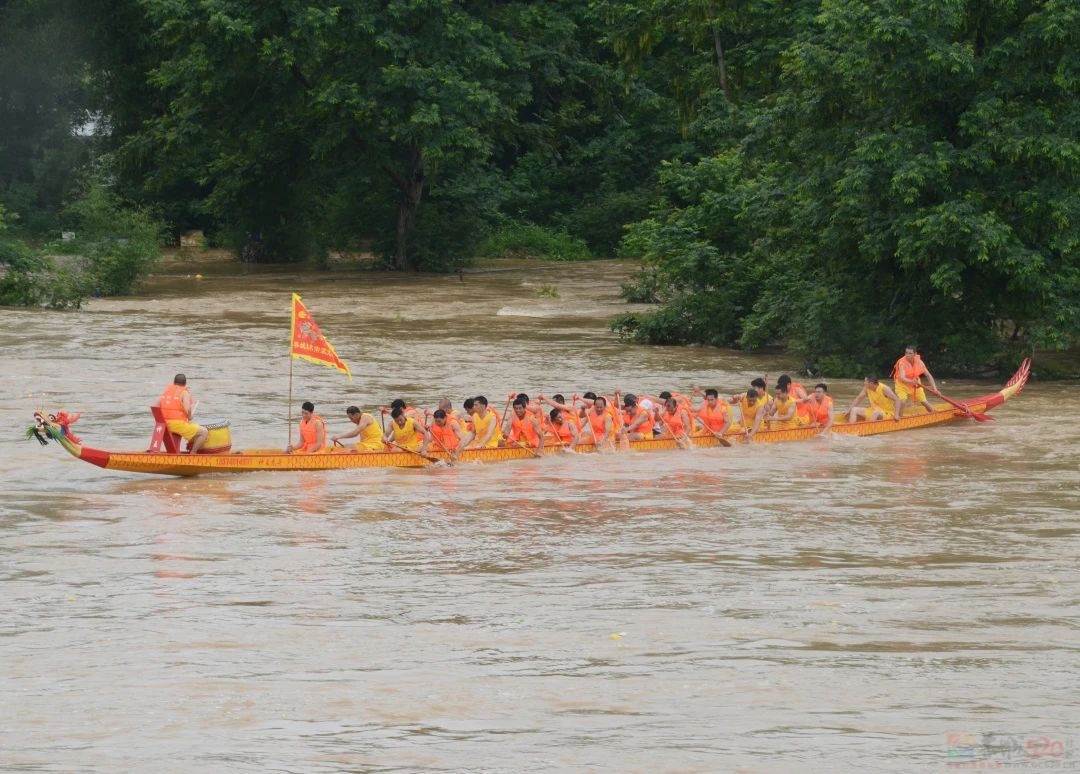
xmin=1 ymin=258 xmax=1077 ymax=773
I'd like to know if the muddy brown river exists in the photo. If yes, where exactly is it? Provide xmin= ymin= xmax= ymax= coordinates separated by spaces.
xmin=1 ymin=258 xmax=1077 ymax=772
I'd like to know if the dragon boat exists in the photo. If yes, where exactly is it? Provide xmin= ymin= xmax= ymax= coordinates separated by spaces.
xmin=30 ymin=359 xmax=1030 ymax=477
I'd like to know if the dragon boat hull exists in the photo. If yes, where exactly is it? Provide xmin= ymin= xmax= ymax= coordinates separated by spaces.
xmin=34 ymin=359 xmax=1030 ymax=477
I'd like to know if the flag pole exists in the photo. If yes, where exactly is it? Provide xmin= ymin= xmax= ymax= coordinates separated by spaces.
xmin=287 ymin=355 xmax=294 ymax=449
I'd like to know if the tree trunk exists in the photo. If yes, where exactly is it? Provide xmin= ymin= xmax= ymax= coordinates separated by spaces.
xmin=388 ymin=143 xmax=425 ymax=271
xmin=707 ymin=2 xmax=732 ymax=102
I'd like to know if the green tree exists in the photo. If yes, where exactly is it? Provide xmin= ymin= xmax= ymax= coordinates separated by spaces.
xmin=617 ymin=0 xmax=1080 ymax=374
xmin=0 ymin=0 xmax=96 ymax=233
xmin=88 ymin=0 xmax=575 ymax=269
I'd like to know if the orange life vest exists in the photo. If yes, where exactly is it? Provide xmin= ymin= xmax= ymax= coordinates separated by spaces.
xmin=429 ymin=421 xmax=460 ymax=451
xmin=623 ymin=406 xmax=652 ymax=435
xmin=807 ymin=395 xmax=833 ymax=426
xmin=508 ymin=410 xmax=541 ymax=447
xmin=587 ymin=410 xmax=611 ymax=442
xmin=159 ymin=384 xmax=190 ymax=421
xmin=298 ymin=413 xmax=326 ymax=452
xmin=661 ymin=409 xmax=685 ymax=436
xmin=892 ymin=355 xmax=927 ymax=383
xmin=547 ymin=419 xmax=574 ymax=443
xmin=696 ymin=402 xmax=729 ymax=432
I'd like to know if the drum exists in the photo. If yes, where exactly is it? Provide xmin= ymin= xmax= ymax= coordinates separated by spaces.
xmin=190 ymin=419 xmax=232 ymax=454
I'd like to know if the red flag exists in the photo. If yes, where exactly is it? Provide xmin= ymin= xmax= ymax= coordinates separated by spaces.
xmin=290 ymin=293 xmax=351 ymax=380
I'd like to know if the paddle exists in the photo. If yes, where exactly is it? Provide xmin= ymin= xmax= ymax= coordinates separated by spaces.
xmin=500 ymin=392 xmax=516 ymax=425
xmin=692 ymin=416 xmax=732 ymax=447
xmin=423 ymin=410 xmax=458 ymax=466
xmin=658 ymin=410 xmax=693 ymax=450
xmin=611 ymin=391 xmax=631 ymax=452
xmin=923 ymin=384 xmax=993 ymax=422
xmin=385 ymin=439 xmax=443 ymax=465
xmin=508 ymin=439 xmax=543 ymax=459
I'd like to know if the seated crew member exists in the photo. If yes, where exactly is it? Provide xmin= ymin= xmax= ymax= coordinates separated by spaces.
xmin=692 ymin=388 xmax=731 ymax=437
xmin=157 ymin=373 xmax=209 ymax=454
xmin=757 ymin=383 xmax=801 ymax=431
xmin=848 ymin=376 xmax=902 ymax=423
xmin=461 ymin=397 xmax=476 ymax=434
xmin=385 ymin=406 xmax=427 ymax=451
xmin=422 ymin=408 xmax=468 ymax=459
xmin=464 ymin=395 xmax=503 ymax=449
xmin=805 ymin=383 xmax=835 ymax=431
xmin=892 ymin=344 xmax=938 ymax=415
xmin=620 ymin=393 xmax=654 ymax=440
xmin=539 ymin=394 xmax=582 ymax=430
xmin=545 ymin=408 xmax=579 ymax=445
xmin=288 ymin=401 xmax=328 ymax=454
xmin=506 ymin=397 xmax=545 ymax=451
xmin=776 ymin=374 xmax=812 ymax=423
xmin=332 ymin=406 xmax=384 ymax=451
xmin=656 ymin=396 xmax=691 ymax=443
xmin=436 ymin=398 xmax=469 ymax=435
xmin=390 ymin=398 xmax=425 ymax=423
xmin=730 ymin=377 xmax=768 ymax=407
xmin=572 ymin=395 xmax=615 ymax=449
xmin=733 ymin=388 xmax=766 ymax=435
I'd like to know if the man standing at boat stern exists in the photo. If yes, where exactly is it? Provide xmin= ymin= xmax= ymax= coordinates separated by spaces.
xmin=158 ymin=373 xmax=208 ymax=454
xmin=893 ymin=345 xmax=939 ymax=415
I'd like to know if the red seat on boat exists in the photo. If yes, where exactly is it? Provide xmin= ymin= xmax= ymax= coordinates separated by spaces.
xmin=149 ymin=405 xmax=182 ymax=453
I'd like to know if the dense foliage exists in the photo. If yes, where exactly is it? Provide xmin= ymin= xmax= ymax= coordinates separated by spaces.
xmin=613 ymin=0 xmax=1080 ymax=373
xmin=1 ymin=0 xmax=1077 ymax=371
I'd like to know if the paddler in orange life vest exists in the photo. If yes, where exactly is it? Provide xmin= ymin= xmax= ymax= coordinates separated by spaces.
xmin=501 ymin=393 xmax=542 ymax=440
xmin=691 ymin=387 xmax=731 ymax=437
xmin=288 ymin=401 xmax=328 ymax=453
xmin=572 ymin=395 xmax=615 ymax=449
xmin=620 ymin=393 xmax=654 ymax=440
xmin=422 ymin=408 xmax=468 ymax=459
xmin=385 ymin=406 xmax=427 ymax=451
xmin=437 ymin=398 xmax=470 ymax=436
xmin=892 ymin=344 xmax=938 ymax=415
xmin=848 ymin=376 xmax=902 ymax=423
xmin=332 ymin=405 xmax=384 ymax=451
xmin=157 ymin=373 xmax=208 ymax=454
xmin=538 ymin=393 xmax=581 ymax=431
xmin=505 ymin=396 xmax=545 ymax=451
xmin=805 ymin=383 xmax=835 ymax=431
xmin=657 ymin=396 xmax=691 ymax=442
xmin=544 ymin=407 xmax=578 ymax=445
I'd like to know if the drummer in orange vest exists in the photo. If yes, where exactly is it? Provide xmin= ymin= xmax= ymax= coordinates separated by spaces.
xmin=288 ymin=401 xmax=328 ymax=453
xmin=506 ymin=397 xmax=545 ymax=451
xmin=157 ymin=373 xmax=208 ymax=454
xmin=892 ymin=345 xmax=938 ymax=415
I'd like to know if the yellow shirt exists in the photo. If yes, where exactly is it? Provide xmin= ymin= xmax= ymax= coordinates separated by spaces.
xmin=357 ymin=413 xmax=384 ymax=451
xmin=867 ymin=384 xmax=895 ymax=418
xmin=470 ymin=409 xmax=502 ymax=448
xmin=768 ymin=395 xmax=800 ymax=429
xmin=391 ymin=417 xmax=424 ymax=451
